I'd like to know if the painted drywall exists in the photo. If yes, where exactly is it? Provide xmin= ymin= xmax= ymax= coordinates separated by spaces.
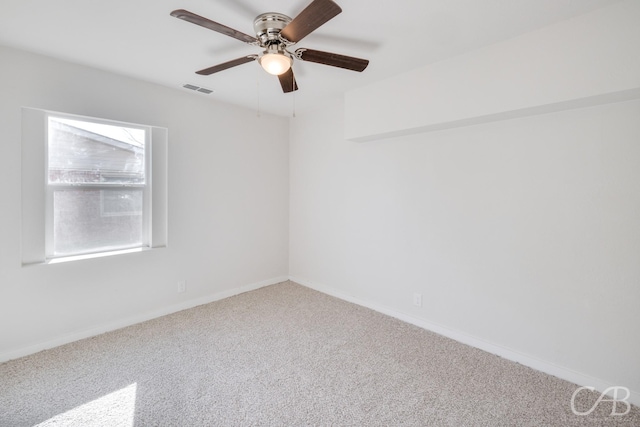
xmin=290 ymin=1 xmax=640 ymax=400
xmin=345 ymin=0 xmax=640 ymax=141
xmin=290 ymin=95 xmax=640 ymax=402
xmin=0 ymin=45 xmax=290 ymax=360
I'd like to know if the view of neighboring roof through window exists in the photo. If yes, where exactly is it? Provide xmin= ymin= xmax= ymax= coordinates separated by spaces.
xmin=48 ymin=117 xmax=146 ymax=185
xmin=54 ymin=117 xmax=145 ymax=147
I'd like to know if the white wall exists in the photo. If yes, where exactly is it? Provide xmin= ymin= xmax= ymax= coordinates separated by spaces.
xmin=0 ymin=45 xmax=290 ymax=360
xmin=290 ymin=0 xmax=640 ymax=404
xmin=290 ymin=96 xmax=640 ymax=403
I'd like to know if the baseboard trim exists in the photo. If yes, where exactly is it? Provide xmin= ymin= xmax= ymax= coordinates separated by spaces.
xmin=290 ymin=275 xmax=640 ymax=407
xmin=0 ymin=276 xmax=288 ymax=363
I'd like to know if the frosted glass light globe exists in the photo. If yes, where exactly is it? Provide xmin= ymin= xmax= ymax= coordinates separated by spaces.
xmin=259 ymin=53 xmax=292 ymax=76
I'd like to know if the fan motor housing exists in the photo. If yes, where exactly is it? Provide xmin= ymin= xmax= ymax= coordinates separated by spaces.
xmin=253 ymin=13 xmax=292 ymax=46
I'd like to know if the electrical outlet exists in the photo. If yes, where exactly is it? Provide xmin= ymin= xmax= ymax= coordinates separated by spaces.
xmin=413 ymin=293 xmax=422 ymax=307
xmin=177 ymin=281 xmax=186 ymax=293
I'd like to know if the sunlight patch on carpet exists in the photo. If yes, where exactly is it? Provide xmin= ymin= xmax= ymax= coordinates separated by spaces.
xmin=36 ymin=383 xmax=137 ymax=427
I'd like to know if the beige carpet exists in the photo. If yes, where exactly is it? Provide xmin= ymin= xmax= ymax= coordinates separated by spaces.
xmin=1 ymin=281 xmax=638 ymax=426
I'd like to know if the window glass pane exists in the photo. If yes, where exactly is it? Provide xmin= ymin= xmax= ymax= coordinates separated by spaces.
xmin=53 ymin=189 xmax=143 ymax=256
xmin=101 ymin=190 xmax=143 ymax=216
xmin=48 ymin=117 xmax=145 ymax=184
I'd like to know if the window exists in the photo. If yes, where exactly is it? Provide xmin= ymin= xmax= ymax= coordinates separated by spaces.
xmin=46 ymin=116 xmax=150 ymax=258
xmin=21 ymin=108 xmax=168 ymax=265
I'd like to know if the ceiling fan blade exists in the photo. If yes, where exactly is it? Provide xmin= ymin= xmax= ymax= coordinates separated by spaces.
xmin=280 ymin=0 xmax=342 ymax=43
xmin=278 ymin=68 xmax=299 ymax=93
xmin=294 ymin=48 xmax=369 ymax=72
xmin=196 ymin=55 xmax=258 ymax=75
xmin=170 ymin=9 xmax=257 ymax=44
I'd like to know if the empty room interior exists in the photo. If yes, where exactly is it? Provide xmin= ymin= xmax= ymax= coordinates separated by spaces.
xmin=1 ymin=0 xmax=639 ymax=425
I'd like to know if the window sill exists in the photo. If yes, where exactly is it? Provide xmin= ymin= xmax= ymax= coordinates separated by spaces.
xmin=46 ymin=247 xmax=151 ymax=265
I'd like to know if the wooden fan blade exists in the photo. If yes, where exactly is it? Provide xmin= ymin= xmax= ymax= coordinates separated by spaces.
xmin=196 ymin=55 xmax=258 ymax=75
xmin=170 ymin=9 xmax=257 ymax=44
xmin=295 ymin=48 xmax=369 ymax=72
xmin=280 ymin=0 xmax=342 ymax=43
xmin=278 ymin=68 xmax=299 ymax=93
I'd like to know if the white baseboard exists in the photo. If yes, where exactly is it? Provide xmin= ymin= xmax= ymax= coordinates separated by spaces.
xmin=0 ymin=276 xmax=288 ymax=363
xmin=290 ymin=275 xmax=640 ymax=408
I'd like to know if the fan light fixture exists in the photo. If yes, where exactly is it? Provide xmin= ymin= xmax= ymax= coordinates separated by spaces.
xmin=171 ymin=0 xmax=370 ymax=94
xmin=259 ymin=48 xmax=292 ymax=76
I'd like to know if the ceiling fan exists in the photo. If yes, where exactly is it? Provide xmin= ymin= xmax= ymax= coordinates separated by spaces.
xmin=171 ymin=0 xmax=369 ymax=93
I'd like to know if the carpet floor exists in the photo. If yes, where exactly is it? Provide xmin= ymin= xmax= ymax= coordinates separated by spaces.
xmin=1 ymin=281 xmax=638 ymax=426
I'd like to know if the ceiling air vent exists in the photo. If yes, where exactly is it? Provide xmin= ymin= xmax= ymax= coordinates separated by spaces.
xmin=182 ymin=84 xmax=214 ymax=94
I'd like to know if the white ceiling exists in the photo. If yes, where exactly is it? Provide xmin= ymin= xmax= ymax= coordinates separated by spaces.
xmin=0 ymin=0 xmax=622 ymax=117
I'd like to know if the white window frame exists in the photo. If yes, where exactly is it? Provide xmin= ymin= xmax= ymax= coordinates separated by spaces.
xmin=21 ymin=107 xmax=168 ymax=266
xmin=44 ymin=113 xmax=153 ymax=259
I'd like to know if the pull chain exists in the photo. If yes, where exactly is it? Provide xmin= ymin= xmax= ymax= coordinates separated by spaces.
xmin=292 ymin=67 xmax=296 ymax=118
xmin=292 ymin=89 xmax=296 ymax=118
xmin=256 ymin=66 xmax=261 ymax=118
